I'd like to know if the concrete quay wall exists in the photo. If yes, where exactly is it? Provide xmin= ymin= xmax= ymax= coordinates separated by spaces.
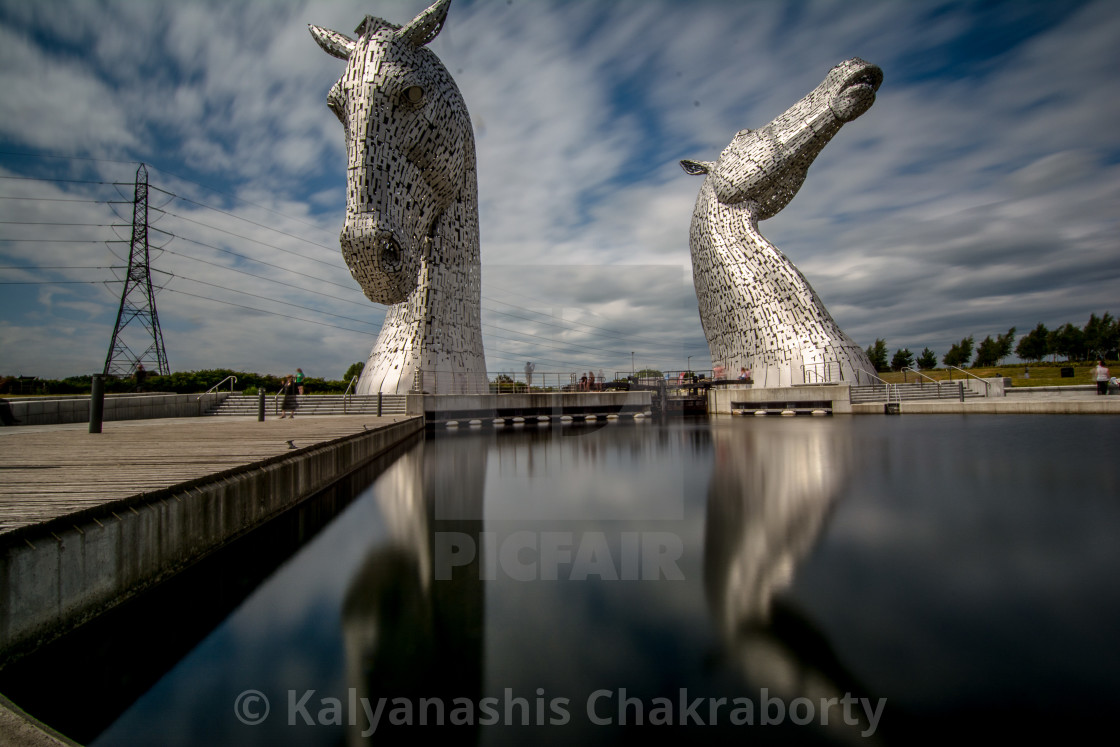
xmin=1 ymin=393 xmax=228 ymax=427
xmin=708 ymin=384 xmax=853 ymax=415
xmin=413 ymin=391 xmax=652 ymax=424
xmin=851 ymin=397 xmax=1120 ymax=415
xmin=0 ymin=416 xmax=423 ymax=665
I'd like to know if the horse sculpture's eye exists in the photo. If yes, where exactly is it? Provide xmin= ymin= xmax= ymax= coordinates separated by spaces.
xmin=401 ymin=86 xmax=425 ymax=107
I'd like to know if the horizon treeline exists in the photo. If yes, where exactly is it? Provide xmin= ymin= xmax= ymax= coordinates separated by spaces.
xmin=866 ymin=312 xmax=1117 ymax=372
xmin=0 ymin=369 xmax=354 ymax=396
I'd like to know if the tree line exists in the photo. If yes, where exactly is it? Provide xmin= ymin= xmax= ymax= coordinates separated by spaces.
xmin=0 ymin=368 xmax=356 ymax=396
xmin=863 ymin=312 xmax=1117 ymax=372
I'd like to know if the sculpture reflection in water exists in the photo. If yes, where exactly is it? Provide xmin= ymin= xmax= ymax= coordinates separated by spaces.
xmin=704 ymin=420 xmax=885 ymax=743
xmin=341 ymin=433 xmax=485 ymax=744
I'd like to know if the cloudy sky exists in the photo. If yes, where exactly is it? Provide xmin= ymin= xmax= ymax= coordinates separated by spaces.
xmin=1 ymin=0 xmax=1117 ymax=381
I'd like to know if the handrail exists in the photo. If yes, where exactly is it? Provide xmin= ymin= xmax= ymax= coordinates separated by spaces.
xmin=857 ymin=370 xmax=899 ymax=403
xmin=342 ymin=376 xmax=358 ymax=413
xmin=803 ymin=365 xmax=827 ymax=384
xmin=802 ymin=361 xmax=843 ymax=384
xmin=196 ymin=375 xmax=237 ymax=400
xmin=905 ymin=366 xmax=938 ymax=385
xmin=904 ymin=366 xmax=953 ymax=398
xmin=272 ymin=386 xmax=284 ymax=415
xmin=946 ymin=366 xmax=991 ymax=395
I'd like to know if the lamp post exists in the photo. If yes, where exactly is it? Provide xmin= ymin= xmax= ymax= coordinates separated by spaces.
xmin=687 ymin=355 xmax=692 ymax=374
xmin=631 ymin=352 xmax=635 ymax=376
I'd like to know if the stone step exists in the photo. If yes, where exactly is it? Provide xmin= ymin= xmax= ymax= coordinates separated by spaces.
xmin=207 ymin=395 xmax=408 ymax=416
xmin=849 ymin=382 xmax=983 ymax=404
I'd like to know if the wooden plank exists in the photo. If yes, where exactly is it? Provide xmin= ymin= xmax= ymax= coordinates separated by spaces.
xmin=0 ymin=415 xmax=417 ymax=535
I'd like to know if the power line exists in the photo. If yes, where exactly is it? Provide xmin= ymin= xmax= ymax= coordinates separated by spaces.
xmin=144 ymin=163 xmax=338 ymax=239
xmin=0 ymin=196 xmax=107 ymax=204
xmin=162 ymin=287 xmax=378 ymax=337
xmin=156 ymin=247 xmax=373 ymax=309
xmin=143 ymin=226 xmax=366 ymax=294
xmin=157 ymin=188 xmax=338 ymax=255
xmin=0 ymin=175 xmax=118 ymax=186
xmin=154 ymin=269 xmax=381 ymax=328
xmin=0 ymin=150 xmax=139 ymax=168
xmin=151 ymin=206 xmax=349 ymax=271
xmin=0 ymin=265 xmax=115 ymax=270
xmin=0 ymin=222 xmax=112 ymax=226
xmin=0 ymin=280 xmax=110 ymax=285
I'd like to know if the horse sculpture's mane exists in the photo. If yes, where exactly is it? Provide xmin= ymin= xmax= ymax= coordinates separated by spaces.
xmin=311 ymin=0 xmax=487 ymax=395
xmin=682 ymin=58 xmax=882 ymax=388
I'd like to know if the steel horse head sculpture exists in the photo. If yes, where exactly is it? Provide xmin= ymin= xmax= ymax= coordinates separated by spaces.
xmin=682 ymin=58 xmax=883 ymax=388
xmin=311 ymin=0 xmax=487 ymax=394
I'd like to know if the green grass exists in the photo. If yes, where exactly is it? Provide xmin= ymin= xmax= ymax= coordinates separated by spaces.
xmin=880 ymin=362 xmax=1108 ymax=388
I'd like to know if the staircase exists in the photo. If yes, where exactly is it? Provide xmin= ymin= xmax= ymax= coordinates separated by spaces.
xmin=206 ymin=394 xmax=409 ymax=417
xmin=849 ymin=381 xmax=984 ymax=404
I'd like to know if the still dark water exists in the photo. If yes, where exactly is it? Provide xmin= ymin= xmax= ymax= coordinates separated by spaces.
xmin=7 ymin=415 xmax=1120 ymax=745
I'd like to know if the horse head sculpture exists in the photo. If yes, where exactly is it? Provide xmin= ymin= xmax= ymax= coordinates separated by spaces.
xmin=682 ymin=58 xmax=882 ymax=388
xmin=311 ymin=0 xmax=487 ymax=394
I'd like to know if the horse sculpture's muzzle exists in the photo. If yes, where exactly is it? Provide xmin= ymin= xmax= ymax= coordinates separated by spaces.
xmin=340 ymin=214 xmax=417 ymax=306
xmin=827 ymin=58 xmax=883 ymax=122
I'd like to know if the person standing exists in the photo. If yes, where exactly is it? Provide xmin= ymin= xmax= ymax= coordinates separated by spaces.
xmin=524 ymin=361 xmax=535 ymax=389
xmin=281 ymin=375 xmax=298 ymax=417
xmin=1093 ymin=359 xmax=1110 ymax=395
xmin=295 ymin=367 xmax=306 ymax=395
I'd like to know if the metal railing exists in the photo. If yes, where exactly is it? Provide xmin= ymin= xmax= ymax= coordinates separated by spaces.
xmin=856 ymin=371 xmax=900 ymax=404
xmin=902 ymin=365 xmax=950 ymax=397
xmin=342 ymin=376 xmax=358 ymax=413
xmin=411 ymin=369 xmax=641 ymax=395
xmin=802 ymin=361 xmax=845 ymax=384
xmin=946 ymin=366 xmax=991 ymax=396
xmin=196 ymin=375 xmax=237 ymax=401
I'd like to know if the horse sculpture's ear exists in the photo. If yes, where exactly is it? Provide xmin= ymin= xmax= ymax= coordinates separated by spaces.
xmin=398 ymin=0 xmax=452 ymax=48
xmin=681 ymin=160 xmax=713 ymax=176
xmin=309 ymin=24 xmax=356 ymax=60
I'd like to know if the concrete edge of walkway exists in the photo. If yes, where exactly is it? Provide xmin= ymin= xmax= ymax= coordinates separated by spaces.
xmin=0 ymin=693 xmax=80 ymax=747
xmin=0 ymin=416 xmax=422 ymax=547
xmin=850 ymin=398 xmax=1120 ymax=414
xmin=1 ymin=416 xmax=425 ymax=666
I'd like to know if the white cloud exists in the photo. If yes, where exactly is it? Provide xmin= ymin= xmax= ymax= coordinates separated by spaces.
xmin=2 ymin=0 xmax=1119 ymax=378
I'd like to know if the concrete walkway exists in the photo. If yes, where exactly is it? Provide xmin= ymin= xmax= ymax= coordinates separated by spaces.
xmin=0 ymin=415 xmax=424 ymax=746
xmin=850 ymin=387 xmax=1120 ymax=414
xmin=0 ymin=415 xmax=419 ymax=535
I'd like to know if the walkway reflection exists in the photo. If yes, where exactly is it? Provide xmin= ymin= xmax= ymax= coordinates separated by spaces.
xmin=704 ymin=419 xmax=882 ymax=743
xmin=341 ymin=433 xmax=486 ymax=744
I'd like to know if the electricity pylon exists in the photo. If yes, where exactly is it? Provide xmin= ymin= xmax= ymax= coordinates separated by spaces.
xmin=103 ymin=163 xmax=169 ymax=377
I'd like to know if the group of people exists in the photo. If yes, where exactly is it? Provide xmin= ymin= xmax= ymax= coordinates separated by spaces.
xmin=279 ymin=368 xmax=305 ymax=418
xmin=688 ymin=365 xmax=751 ymax=383
xmin=578 ymin=370 xmax=604 ymax=391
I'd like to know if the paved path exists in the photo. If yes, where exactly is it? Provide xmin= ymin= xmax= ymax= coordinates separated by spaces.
xmin=851 ymin=388 xmax=1120 ymax=415
xmin=0 ymin=415 xmax=418 ymax=536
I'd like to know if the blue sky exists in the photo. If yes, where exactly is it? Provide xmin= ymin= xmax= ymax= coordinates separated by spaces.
xmin=1 ymin=0 xmax=1117 ymax=380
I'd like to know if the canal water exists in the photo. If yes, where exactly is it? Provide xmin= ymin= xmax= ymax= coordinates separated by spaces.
xmin=4 ymin=415 xmax=1119 ymax=745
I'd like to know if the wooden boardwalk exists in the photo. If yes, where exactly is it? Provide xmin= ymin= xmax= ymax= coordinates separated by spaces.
xmin=0 ymin=415 xmax=419 ymax=536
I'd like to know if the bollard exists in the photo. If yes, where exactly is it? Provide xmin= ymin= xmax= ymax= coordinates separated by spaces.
xmin=377 ymin=390 xmax=383 ymax=417
xmin=89 ymin=374 xmax=104 ymax=433
xmin=958 ymin=381 xmax=964 ymax=402
xmin=258 ymin=389 xmax=266 ymax=421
